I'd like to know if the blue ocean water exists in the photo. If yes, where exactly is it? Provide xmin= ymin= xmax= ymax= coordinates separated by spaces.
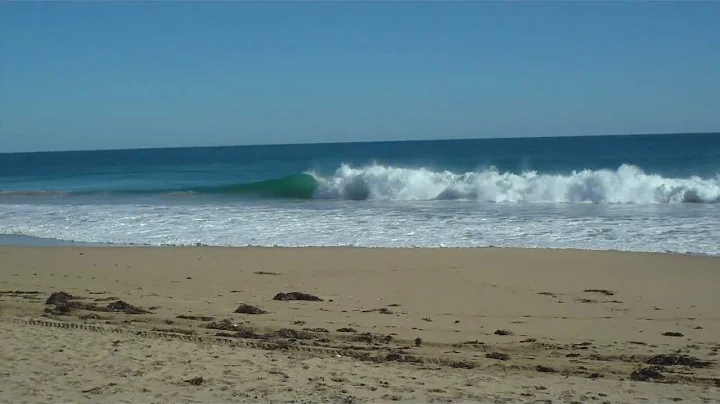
xmin=1 ymin=133 xmax=719 ymax=253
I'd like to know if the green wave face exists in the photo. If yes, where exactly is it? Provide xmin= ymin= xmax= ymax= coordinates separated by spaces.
xmin=1 ymin=173 xmax=321 ymax=200
xmin=197 ymin=173 xmax=319 ymax=199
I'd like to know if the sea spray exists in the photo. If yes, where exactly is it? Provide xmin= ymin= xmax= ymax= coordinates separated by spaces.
xmin=311 ymin=164 xmax=720 ymax=204
xmin=1 ymin=164 xmax=719 ymax=204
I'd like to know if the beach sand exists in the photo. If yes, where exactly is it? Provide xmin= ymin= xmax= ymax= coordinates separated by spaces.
xmin=0 ymin=246 xmax=718 ymax=403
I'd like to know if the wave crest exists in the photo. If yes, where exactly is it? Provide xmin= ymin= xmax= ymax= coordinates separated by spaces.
xmin=3 ymin=165 xmax=718 ymax=204
xmin=312 ymin=164 xmax=720 ymax=204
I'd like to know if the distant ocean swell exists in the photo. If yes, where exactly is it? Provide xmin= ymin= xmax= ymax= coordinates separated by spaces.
xmin=2 ymin=164 xmax=719 ymax=204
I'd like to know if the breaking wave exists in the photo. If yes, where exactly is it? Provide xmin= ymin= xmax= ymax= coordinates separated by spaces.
xmin=2 ymin=164 xmax=719 ymax=204
xmin=311 ymin=164 xmax=720 ymax=204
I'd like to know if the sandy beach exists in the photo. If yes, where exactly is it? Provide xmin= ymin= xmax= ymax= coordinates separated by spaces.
xmin=0 ymin=246 xmax=718 ymax=403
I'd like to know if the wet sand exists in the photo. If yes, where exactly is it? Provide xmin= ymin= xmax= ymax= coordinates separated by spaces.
xmin=1 ymin=247 xmax=719 ymax=402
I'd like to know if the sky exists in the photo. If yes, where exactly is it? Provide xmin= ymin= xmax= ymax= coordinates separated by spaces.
xmin=1 ymin=2 xmax=719 ymax=153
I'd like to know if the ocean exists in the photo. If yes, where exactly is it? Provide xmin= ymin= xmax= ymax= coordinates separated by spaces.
xmin=1 ymin=133 xmax=719 ymax=254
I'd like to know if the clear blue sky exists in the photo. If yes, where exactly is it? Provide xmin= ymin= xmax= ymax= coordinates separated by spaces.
xmin=1 ymin=2 xmax=719 ymax=152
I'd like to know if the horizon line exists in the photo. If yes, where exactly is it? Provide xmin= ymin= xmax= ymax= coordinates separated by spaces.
xmin=2 ymin=131 xmax=718 ymax=155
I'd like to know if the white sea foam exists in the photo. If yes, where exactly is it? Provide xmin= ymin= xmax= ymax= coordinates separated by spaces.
xmin=312 ymin=164 xmax=720 ymax=203
xmin=1 ymin=200 xmax=719 ymax=255
xmin=2 ymin=164 xmax=719 ymax=254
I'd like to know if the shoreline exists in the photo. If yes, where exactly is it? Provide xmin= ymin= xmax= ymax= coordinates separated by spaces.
xmin=0 ymin=234 xmax=102 ymax=247
xmin=1 ymin=246 xmax=719 ymax=402
xmin=0 ymin=233 xmax=715 ymax=257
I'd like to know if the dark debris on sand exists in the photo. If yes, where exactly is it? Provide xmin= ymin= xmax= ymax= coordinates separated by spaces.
xmin=207 ymin=319 xmax=245 ymax=331
xmin=449 ymin=361 xmax=476 ymax=369
xmin=79 ymin=313 xmax=104 ymax=320
xmin=107 ymin=300 xmax=149 ymax=314
xmin=45 ymin=292 xmax=150 ymax=315
xmin=647 ymin=354 xmax=711 ymax=368
xmin=494 ymin=329 xmax=514 ymax=336
xmin=630 ymin=366 xmax=665 ymax=382
xmin=1 ymin=290 xmax=42 ymax=296
xmin=303 ymin=327 xmax=329 ymax=333
xmin=379 ymin=350 xmax=421 ymax=364
xmin=210 ymin=322 xmax=318 ymax=341
xmin=350 ymin=332 xmax=393 ymax=345
xmin=184 ymin=377 xmax=205 ymax=386
xmin=265 ymin=328 xmax=315 ymax=340
xmin=583 ymin=289 xmax=615 ymax=296
xmin=486 ymin=352 xmax=511 ymax=361
xmin=215 ymin=328 xmax=260 ymax=339
xmin=177 ymin=315 xmax=215 ymax=322
xmin=273 ymin=292 xmax=323 ymax=301
xmin=536 ymin=365 xmax=557 ymax=373
xmin=46 ymin=292 xmax=75 ymax=305
xmin=45 ymin=292 xmax=81 ymax=315
xmin=337 ymin=327 xmax=357 ymax=333
xmin=362 ymin=308 xmax=394 ymax=315
xmin=234 ymin=304 xmax=267 ymax=315
xmin=662 ymin=332 xmax=684 ymax=337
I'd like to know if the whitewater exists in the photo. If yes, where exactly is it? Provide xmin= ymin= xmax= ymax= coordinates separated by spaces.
xmin=3 ymin=164 xmax=719 ymax=204
xmin=1 ymin=163 xmax=719 ymax=255
xmin=312 ymin=164 xmax=720 ymax=203
xmin=2 ymin=134 xmax=719 ymax=254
